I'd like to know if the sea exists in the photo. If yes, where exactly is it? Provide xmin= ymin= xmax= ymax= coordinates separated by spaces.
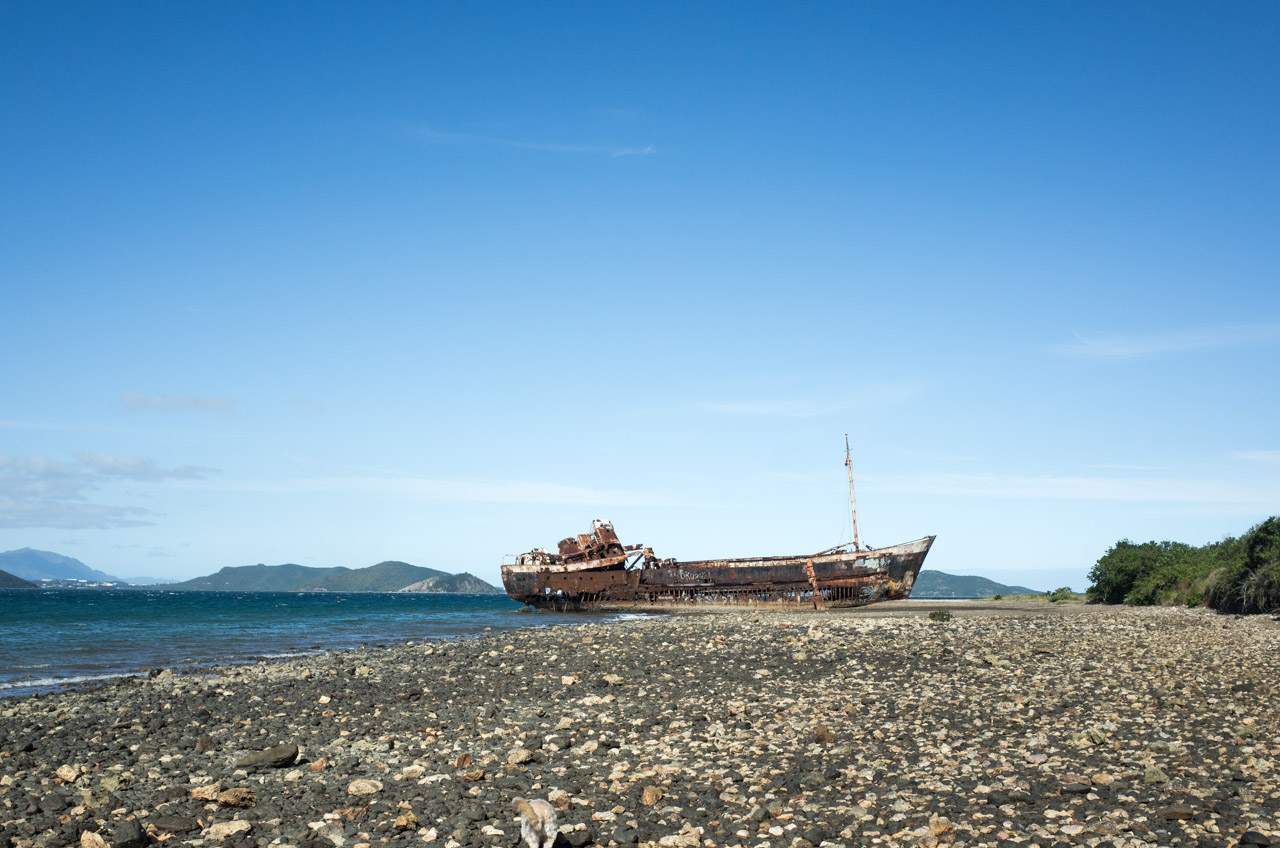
xmin=0 ymin=589 xmax=648 ymax=699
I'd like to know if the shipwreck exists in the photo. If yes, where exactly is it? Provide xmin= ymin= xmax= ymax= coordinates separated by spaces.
xmin=501 ymin=438 xmax=935 ymax=610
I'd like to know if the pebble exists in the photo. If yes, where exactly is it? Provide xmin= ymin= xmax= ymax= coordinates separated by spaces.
xmin=0 ymin=602 xmax=1276 ymax=848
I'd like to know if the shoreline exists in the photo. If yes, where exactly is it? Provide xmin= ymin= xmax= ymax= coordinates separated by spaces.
xmin=1 ymin=603 xmax=1277 ymax=848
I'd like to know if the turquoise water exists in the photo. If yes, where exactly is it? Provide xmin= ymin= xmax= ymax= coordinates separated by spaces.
xmin=0 ymin=589 xmax=632 ymax=697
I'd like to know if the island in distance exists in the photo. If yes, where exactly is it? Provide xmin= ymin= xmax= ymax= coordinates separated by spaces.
xmin=165 ymin=560 xmax=501 ymax=594
xmin=0 ymin=568 xmax=38 ymax=589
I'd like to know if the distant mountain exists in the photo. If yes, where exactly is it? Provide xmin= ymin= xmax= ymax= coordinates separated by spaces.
xmin=0 ymin=569 xmax=38 ymax=589
xmin=397 ymin=571 xmax=501 ymax=594
xmin=168 ymin=563 xmax=350 ymax=591
xmin=300 ymin=561 xmax=449 ymax=593
xmin=0 ymin=548 xmax=122 ymax=583
xmin=912 ymin=570 xmax=1039 ymax=599
xmin=167 ymin=560 xmax=498 ymax=593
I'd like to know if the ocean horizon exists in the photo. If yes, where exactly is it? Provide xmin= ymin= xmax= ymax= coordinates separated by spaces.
xmin=0 ymin=588 xmax=648 ymax=698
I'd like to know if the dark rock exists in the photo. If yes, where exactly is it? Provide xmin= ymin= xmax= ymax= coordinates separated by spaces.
xmin=196 ymin=735 xmax=216 ymax=753
xmin=1239 ymin=833 xmax=1270 ymax=847
xmin=113 ymin=818 xmax=148 ymax=848
xmin=235 ymin=742 xmax=299 ymax=769
xmin=150 ymin=815 xmax=199 ymax=834
xmin=565 ymin=829 xmax=593 ymax=848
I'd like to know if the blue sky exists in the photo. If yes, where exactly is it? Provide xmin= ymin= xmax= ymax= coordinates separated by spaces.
xmin=2 ymin=2 xmax=1277 ymax=589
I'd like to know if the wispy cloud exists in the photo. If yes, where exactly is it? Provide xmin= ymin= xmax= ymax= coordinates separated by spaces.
xmin=0 ymin=452 xmax=217 ymax=529
xmin=413 ymin=126 xmax=655 ymax=158
xmin=1051 ymin=323 xmax=1280 ymax=359
xmin=223 ymin=475 xmax=690 ymax=507
xmin=1234 ymin=449 xmax=1280 ymax=464
xmin=700 ymin=383 xmax=921 ymax=418
xmin=870 ymin=472 xmax=1279 ymax=508
xmin=73 ymin=452 xmax=213 ymax=481
xmin=124 ymin=393 xmax=236 ymax=414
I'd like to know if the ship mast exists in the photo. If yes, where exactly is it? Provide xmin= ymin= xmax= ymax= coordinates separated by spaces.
xmin=845 ymin=434 xmax=861 ymax=551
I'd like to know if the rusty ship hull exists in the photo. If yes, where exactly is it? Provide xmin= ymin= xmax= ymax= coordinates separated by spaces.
xmin=502 ymin=521 xmax=935 ymax=611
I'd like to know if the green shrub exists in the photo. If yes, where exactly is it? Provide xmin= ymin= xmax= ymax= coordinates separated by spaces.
xmin=991 ymin=593 xmax=1003 ymax=601
xmin=1048 ymin=587 xmax=1075 ymax=603
xmin=928 ymin=610 xmax=952 ymax=623
xmin=1087 ymin=517 xmax=1279 ymax=614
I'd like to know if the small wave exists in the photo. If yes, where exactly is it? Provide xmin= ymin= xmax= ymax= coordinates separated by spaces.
xmin=611 ymin=613 xmax=664 ymax=621
xmin=0 ymin=671 xmax=126 ymax=693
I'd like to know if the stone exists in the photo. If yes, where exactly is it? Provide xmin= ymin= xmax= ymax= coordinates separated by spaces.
xmin=79 ymin=832 xmax=108 ymax=848
xmin=1239 ymin=833 xmax=1271 ymax=847
xmin=395 ymin=811 xmax=419 ymax=830
xmin=191 ymin=783 xmax=222 ymax=800
xmin=234 ymin=741 xmax=299 ymax=769
xmin=814 ymin=725 xmax=835 ymax=745
xmin=348 ymin=778 xmax=384 ymax=796
xmin=216 ymin=787 xmax=257 ymax=807
xmin=149 ymin=815 xmax=199 ymax=834
xmin=205 ymin=820 xmax=252 ymax=841
xmin=195 ymin=735 xmax=216 ymax=753
xmin=508 ymin=748 xmax=534 ymax=765
xmin=1157 ymin=805 xmax=1196 ymax=820
xmin=112 ymin=819 xmax=147 ymax=848
xmin=1143 ymin=766 xmax=1170 ymax=785
xmin=57 ymin=764 xmax=80 ymax=782
xmin=642 ymin=786 xmax=664 ymax=806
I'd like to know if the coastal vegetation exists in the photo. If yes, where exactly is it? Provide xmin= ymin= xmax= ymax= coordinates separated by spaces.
xmin=1086 ymin=516 xmax=1280 ymax=613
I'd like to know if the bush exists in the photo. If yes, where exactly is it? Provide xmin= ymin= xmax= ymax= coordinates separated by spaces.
xmin=1207 ymin=517 xmax=1280 ymax=614
xmin=928 ymin=610 xmax=952 ymax=622
xmin=1087 ymin=517 xmax=1279 ymax=614
xmin=1048 ymin=587 xmax=1075 ymax=603
xmin=991 ymin=593 xmax=1003 ymax=601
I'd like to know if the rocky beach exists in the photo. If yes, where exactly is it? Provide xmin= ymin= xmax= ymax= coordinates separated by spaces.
xmin=1 ymin=603 xmax=1276 ymax=848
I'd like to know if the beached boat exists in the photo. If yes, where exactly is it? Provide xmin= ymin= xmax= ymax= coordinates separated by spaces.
xmin=501 ymin=439 xmax=935 ymax=610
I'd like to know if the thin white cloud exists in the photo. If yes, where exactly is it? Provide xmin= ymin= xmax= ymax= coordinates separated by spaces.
xmin=1052 ymin=323 xmax=1280 ymax=359
xmin=1234 ymin=450 xmax=1280 ymax=464
xmin=414 ymin=126 xmax=655 ymax=158
xmin=700 ymin=384 xmax=920 ymax=418
xmin=220 ymin=475 xmax=691 ymax=507
xmin=0 ymin=452 xmax=216 ymax=529
xmin=124 ymin=393 xmax=236 ymax=414
xmin=73 ymin=452 xmax=213 ymax=481
xmin=0 ymin=500 xmax=152 ymax=530
xmin=870 ymin=472 xmax=1279 ymax=508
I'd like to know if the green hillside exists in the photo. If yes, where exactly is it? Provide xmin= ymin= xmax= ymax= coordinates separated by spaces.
xmin=0 ymin=568 xmax=38 ymax=589
xmin=165 ymin=560 xmax=499 ymax=593
xmin=169 ymin=563 xmax=350 ymax=591
xmin=298 ymin=561 xmax=448 ymax=592
xmin=912 ymin=570 xmax=1039 ymax=599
